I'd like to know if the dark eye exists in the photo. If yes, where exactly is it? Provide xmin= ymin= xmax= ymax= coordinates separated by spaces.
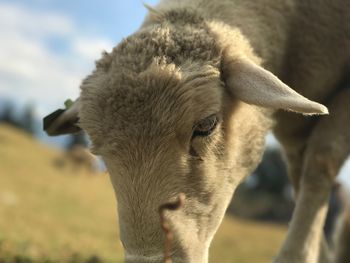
xmin=192 ymin=114 xmax=219 ymax=138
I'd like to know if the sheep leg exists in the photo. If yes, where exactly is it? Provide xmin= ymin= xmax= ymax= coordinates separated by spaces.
xmin=274 ymin=89 xmax=350 ymax=263
xmin=281 ymin=146 xmax=332 ymax=263
xmin=333 ymin=208 xmax=350 ymax=263
xmin=284 ymin=144 xmax=306 ymax=195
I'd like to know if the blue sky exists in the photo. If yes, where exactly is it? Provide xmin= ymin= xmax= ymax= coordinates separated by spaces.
xmin=1 ymin=0 xmax=159 ymax=42
xmin=0 ymin=0 xmax=158 ymax=116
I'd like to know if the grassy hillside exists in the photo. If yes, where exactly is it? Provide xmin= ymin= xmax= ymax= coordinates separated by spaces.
xmin=0 ymin=124 xmax=286 ymax=262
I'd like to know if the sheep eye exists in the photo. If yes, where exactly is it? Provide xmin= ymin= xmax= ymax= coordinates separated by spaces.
xmin=192 ymin=114 xmax=219 ymax=138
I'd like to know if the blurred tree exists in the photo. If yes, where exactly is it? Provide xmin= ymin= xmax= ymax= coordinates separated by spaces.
xmin=21 ymin=103 xmax=37 ymax=135
xmin=228 ymin=147 xmax=294 ymax=222
xmin=0 ymin=101 xmax=38 ymax=136
xmin=253 ymin=148 xmax=289 ymax=195
xmin=0 ymin=101 xmax=20 ymax=127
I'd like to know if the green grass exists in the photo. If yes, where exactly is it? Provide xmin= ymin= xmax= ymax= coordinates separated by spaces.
xmin=0 ymin=124 xmax=286 ymax=262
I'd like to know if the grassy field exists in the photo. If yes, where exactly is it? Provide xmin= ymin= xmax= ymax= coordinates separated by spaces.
xmin=0 ymin=124 xmax=286 ymax=262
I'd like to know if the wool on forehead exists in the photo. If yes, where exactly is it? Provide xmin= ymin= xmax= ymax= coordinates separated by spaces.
xmin=79 ymin=57 xmax=222 ymax=153
xmin=78 ymin=8 xmax=224 ymax=153
xmin=97 ymin=8 xmax=221 ymax=75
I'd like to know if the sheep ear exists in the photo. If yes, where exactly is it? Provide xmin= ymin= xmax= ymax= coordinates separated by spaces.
xmin=43 ymin=99 xmax=81 ymax=136
xmin=222 ymin=58 xmax=328 ymax=115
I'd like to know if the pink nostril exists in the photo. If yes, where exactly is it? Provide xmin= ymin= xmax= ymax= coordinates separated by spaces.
xmin=158 ymin=193 xmax=186 ymax=263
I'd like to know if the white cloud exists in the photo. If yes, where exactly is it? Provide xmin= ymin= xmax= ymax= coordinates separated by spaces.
xmin=0 ymin=3 xmax=74 ymax=37
xmin=0 ymin=2 xmax=114 ymax=114
xmin=72 ymin=38 xmax=114 ymax=61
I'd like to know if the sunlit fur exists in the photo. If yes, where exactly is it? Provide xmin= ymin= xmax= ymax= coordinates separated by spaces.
xmin=76 ymin=1 xmax=350 ymax=262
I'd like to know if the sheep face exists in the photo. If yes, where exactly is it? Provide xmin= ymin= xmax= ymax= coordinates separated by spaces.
xmin=77 ymin=49 xmax=270 ymax=262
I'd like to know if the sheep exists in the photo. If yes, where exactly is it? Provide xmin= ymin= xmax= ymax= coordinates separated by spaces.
xmin=53 ymin=145 xmax=97 ymax=173
xmin=332 ymin=206 xmax=350 ymax=263
xmin=44 ymin=0 xmax=350 ymax=262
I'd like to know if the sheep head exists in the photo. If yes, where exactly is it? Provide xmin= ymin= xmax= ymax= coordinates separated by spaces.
xmin=44 ymin=11 xmax=327 ymax=263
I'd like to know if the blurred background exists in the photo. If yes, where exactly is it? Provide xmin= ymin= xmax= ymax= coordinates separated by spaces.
xmin=0 ymin=1 xmax=349 ymax=262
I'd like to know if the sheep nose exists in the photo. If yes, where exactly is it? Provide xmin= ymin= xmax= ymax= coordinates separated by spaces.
xmin=158 ymin=193 xmax=186 ymax=263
